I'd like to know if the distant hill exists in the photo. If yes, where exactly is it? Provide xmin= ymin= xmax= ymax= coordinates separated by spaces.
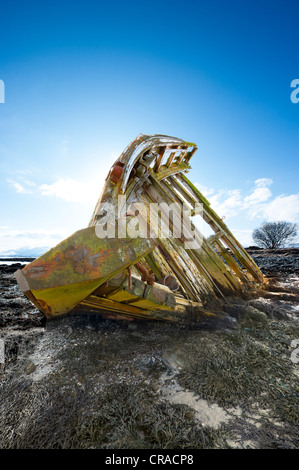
xmin=246 ymin=243 xmax=299 ymax=250
xmin=0 ymin=247 xmax=50 ymax=258
xmin=1 ymin=243 xmax=298 ymax=258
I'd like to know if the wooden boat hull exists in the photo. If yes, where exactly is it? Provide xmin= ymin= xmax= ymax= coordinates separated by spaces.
xmin=15 ymin=134 xmax=267 ymax=322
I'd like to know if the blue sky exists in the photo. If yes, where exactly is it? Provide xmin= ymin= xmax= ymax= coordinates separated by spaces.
xmin=0 ymin=0 xmax=298 ymax=253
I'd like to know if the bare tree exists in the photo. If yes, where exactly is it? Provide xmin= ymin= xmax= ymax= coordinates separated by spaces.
xmin=252 ymin=221 xmax=297 ymax=249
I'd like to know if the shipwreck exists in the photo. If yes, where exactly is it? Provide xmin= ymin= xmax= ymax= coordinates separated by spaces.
xmin=15 ymin=134 xmax=267 ymax=322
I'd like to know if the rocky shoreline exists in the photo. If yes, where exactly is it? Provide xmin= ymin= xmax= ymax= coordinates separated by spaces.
xmin=0 ymin=250 xmax=298 ymax=449
xmin=247 ymin=248 xmax=299 ymax=275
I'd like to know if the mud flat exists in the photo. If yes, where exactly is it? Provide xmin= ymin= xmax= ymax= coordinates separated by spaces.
xmin=0 ymin=253 xmax=298 ymax=449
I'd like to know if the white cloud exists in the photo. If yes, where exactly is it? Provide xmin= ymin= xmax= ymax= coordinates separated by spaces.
xmin=242 ymin=179 xmax=299 ymax=222
xmin=38 ymin=175 xmax=107 ymax=204
xmin=8 ymin=175 xmax=104 ymax=204
xmin=243 ymin=180 xmax=273 ymax=218
xmin=23 ymin=179 xmax=37 ymax=187
xmin=244 ymin=178 xmax=272 ymax=209
xmin=262 ymin=194 xmax=299 ymax=222
xmin=209 ymin=189 xmax=242 ymax=219
xmin=7 ymin=179 xmax=33 ymax=194
xmin=194 ymin=182 xmax=215 ymax=196
xmin=197 ymin=177 xmax=299 ymax=225
xmin=39 ymin=178 xmax=93 ymax=203
xmin=254 ymin=178 xmax=273 ymax=188
xmin=244 ymin=187 xmax=272 ymax=206
xmin=6 ymin=149 xmax=117 ymax=206
xmin=7 ymin=177 xmax=37 ymax=194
